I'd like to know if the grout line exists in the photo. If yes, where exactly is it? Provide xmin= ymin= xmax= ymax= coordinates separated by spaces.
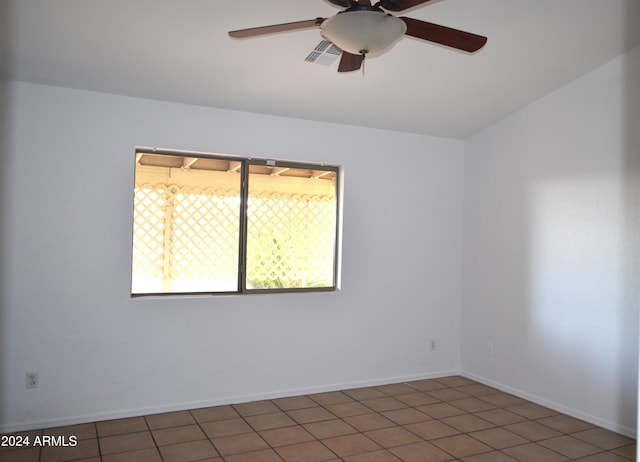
xmin=142 ymin=414 xmax=166 ymax=462
xmin=93 ymin=421 xmax=101 ymax=462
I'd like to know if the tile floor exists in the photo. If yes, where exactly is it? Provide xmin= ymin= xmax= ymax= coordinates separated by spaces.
xmin=0 ymin=376 xmax=636 ymax=462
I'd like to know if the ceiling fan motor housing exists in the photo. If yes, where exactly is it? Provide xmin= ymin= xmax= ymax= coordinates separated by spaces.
xmin=320 ymin=9 xmax=407 ymax=57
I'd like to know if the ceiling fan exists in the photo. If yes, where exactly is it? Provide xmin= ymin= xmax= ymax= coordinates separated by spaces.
xmin=228 ymin=0 xmax=487 ymax=73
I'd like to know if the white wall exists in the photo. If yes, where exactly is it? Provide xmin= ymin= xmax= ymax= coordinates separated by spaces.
xmin=462 ymin=46 xmax=640 ymax=436
xmin=0 ymin=81 xmax=464 ymax=432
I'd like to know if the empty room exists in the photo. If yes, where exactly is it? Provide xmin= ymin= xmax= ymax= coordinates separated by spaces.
xmin=0 ymin=0 xmax=639 ymax=461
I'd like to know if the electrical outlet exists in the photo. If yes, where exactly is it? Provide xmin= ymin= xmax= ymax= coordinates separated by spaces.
xmin=486 ymin=342 xmax=494 ymax=356
xmin=430 ymin=339 xmax=437 ymax=351
xmin=26 ymin=372 xmax=38 ymax=389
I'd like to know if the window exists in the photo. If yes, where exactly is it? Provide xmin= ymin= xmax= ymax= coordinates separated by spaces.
xmin=131 ymin=149 xmax=340 ymax=295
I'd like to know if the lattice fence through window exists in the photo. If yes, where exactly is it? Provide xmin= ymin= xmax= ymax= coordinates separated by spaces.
xmin=133 ymin=183 xmax=336 ymax=293
xmin=132 ymin=186 xmax=167 ymax=292
xmin=132 ymin=183 xmax=240 ymax=293
xmin=246 ymin=191 xmax=336 ymax=289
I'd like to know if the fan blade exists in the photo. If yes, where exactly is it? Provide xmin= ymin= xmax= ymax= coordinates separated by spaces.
xmin=338 ymin=52 xmax=364 ymax=72
xmin=401 ymin=17 xmax=487 ymax=52
xmin=327 ymin=0 xmax=372 ymax=7
xmin=229 ymin=18 xmax=325 ymax=38
xmin=379 ymin=0 xmax=433 ymax=12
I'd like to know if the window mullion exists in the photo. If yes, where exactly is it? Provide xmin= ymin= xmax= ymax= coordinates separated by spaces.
xmin=238 ymin=161 xmax=250 ymax=293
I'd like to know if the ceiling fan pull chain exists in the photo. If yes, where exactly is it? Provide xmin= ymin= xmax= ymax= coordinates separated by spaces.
xmin=361 ymin=50 xmax=367 ymax=77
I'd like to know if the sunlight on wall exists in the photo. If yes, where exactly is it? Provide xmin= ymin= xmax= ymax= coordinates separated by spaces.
xmin=527 ymin=174 xmax=629 ymax=387
xmin=529 ymin=175 xmax=623 ymax=331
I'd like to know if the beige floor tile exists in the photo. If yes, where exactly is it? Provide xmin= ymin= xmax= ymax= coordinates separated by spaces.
xmin=574 ymin=452 xmax=636 ymax=462
xmin=309 ymin=391 xmax=354 ymax=406
xmin=321 ymin=433 xmax=381 ymax=458
xmin=190 ymin=405 xmax=240 ymax=423
xmin=394 ymin=392 xmax=440 ymax=407
xmin=275 ymin=440 xmax=337 ymax=462
xmin=381 ymin=408 xmax=432 ymax=425
xmin=418 ymin=402 xmax=468 ymax=419
xmin=361 ymin=397 xmax=408 ymax=413
xmin=99 ymin=431 xmax=155 ymax=455
xmin=303 ymin=419 xmax=358 ymax=439
xmin=224 ymin=448 xmax=284 ymax=462
xmin=343 ymin=413 xmax=396 ymax=432
xmin=245 ymin=412 xmax=297 ymax=431
xmin=41 ymin=439 xmax=100 ymax=462
xmin=573 ymin=428 xmax=635 ymax=450
xmin=473 ymin=408 xmax=527 ymax=426
xmin=405 ymin=379 xmax=448 ymax=392
xmin=536 ymin=414 xmax=594 ymax=433
xmin=259 ymin=426 xmax=316 ymax=447
xmin=273 ymin=395 xmax=318 ymax=411
xmin=324 ymin=402 xmax=373 ymax=418
xmin=96 ymin=417 xmax=148 ymax=437
xmin=151 ymin=424 xmax=206 ymax=446
xmin=404 ymin=419 xmax=460 ymax=440
xmin=44 ymin=423 xmax=96 ymax=440
xmin=539 ymin=435 xmax=601 ymax=459
xmin=211 ymin=432 xmax=269 ymax=456
xmin=364 ymin=426 xmax=422 ymax=448
xmin=427 ymin=388 xmax=470 ymax=402
xmin=145 ymin=411 xmax=195 ymax=430
xmin=468 ymin=427 xmax=528 ymax=449
xmin=454 ymin=384 xmax=500 ymax=397
xmin=101 ymin=447 xmax=163 ymax=462
xmin=504 ymin=420 xmax=562 ymax=441
xmin=344 ymin=449 xmax=402 ymax=462
xmin=435 ymin=377 xmax=476 ymax=387
xmin=158 ymin=439 xmax=219 ymax=462
xmin=234 ymin=401 xmax=280 ymax=417
xmin=431 ymin=434 xmax=493 ymax=458
xmin=461 ymin=451 xmax=518 ymax=462
xmin=200 ymin=418 xmax=253 ymax=438
xmin=449 ymin=397 xmax=496 ymax=413
xmin=376 ymin=384 xmax=418 ymax=396
xmin=389 ymin=441 xmax=454 ymax=462
xmin=189 ymin=459 xmax=222 ymax=462
xmin=610 ymin=443 xmax=636 ymax=460
xmin=343 ymin=387 xmax=387 ymax=401
xmin=502 ymin=442 xmax=569 ymax=462
xmin=440 ymin=414 xmax=495 ymax=432
xmin=287 ymin=406 xmax=337 ymax=424
xmin=0 ymin=447 xmax=40 ymax=462
xmin=507 ymin=403 xmax=557 ymax=419
xmin=479 ymin=393 xmax=528 ymax=408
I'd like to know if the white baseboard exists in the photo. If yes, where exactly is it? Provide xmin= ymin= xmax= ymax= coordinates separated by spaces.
xmin=5 ymin=369 xmax=635 ymax=439
xmin=1 ymin=369 xmax=460 ymax=433
xmin=461 ymin=371 xmax=637 ymax=439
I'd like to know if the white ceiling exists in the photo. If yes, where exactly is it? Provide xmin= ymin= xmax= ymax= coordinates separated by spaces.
xmin=1 ymin=0 xmax=639 ymax=139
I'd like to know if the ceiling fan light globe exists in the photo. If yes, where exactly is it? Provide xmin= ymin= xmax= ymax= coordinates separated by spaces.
xmin=320 ymin=10 xmax=407 ymax=57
